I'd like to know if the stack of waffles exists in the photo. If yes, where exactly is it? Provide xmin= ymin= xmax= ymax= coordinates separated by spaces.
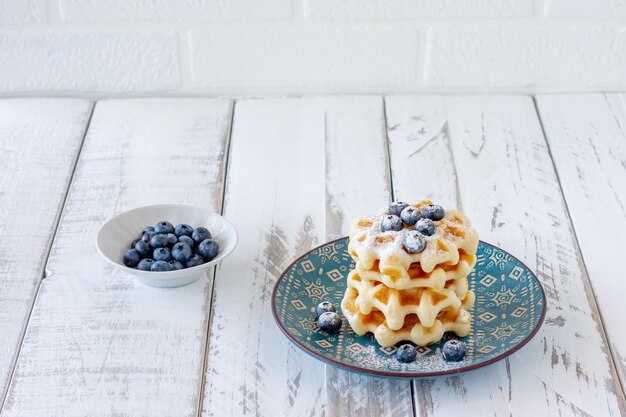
xmin=341 ymin=200 xmax=479 ymax=347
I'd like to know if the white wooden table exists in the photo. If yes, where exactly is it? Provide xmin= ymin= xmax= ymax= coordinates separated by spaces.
xmin=0 ymin=95 xmax=625 ymax=417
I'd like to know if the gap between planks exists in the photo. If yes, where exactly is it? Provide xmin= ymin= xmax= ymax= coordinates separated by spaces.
xmin=195 ymin=103 xmax=236 ymax=417
xmin=532 ymin=95 xmax=626 ymax=407
xmin=0 ymin=102 xmax=96 ymax=414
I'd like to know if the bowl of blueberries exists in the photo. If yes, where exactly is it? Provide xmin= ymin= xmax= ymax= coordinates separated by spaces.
xmin=96 ymin=204 xmax=238 ymax=288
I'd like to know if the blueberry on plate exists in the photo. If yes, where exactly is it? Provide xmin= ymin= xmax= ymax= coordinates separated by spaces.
xmin=166 ymin=233 xmax=178 ymax=245
xmin=150 ymin=234 xmax=170 ymax=248
xmin=131 ymin=238 xmax=140 ymax=250
xmin=415 ymin=218 xmax=436 ymax=236
xmin=154 ymin=220 xmax=174 ymax=235
xmin=315 ymin=301 xmax=336 ymax=318
xmin=186 ymin=254 xmax=205 ymax=268
xmin=174 ymin=224 xmax=194 ymax=237
xmin=402 ymin=230 xmax=426 ymax=254
xmin=389 ymin=201 xmax=409 ymax=216
xmin=198 ymin=239 xmax=219 ymax=261
xmin=137 ymin=258 xmax=154 ymax=271
xmin=172 ymin=242 xmax=192 ymax=262
xmin=151 ymin=260 xmax=173 ymax=272
xmin=192 ymin=227 xmax=211 ymax=244
xmin=134 ymin=239 xmax=152 ymax=256
xmin=317 ymin=312 xmax=342 ymax=333
xmin=396 ymin=344 xmax=417 ymax=363
xmin=168 ymin=260 xmax=184 ymax=270
xmin=123 ymin=249 xmax=141 ymax=267
xmin=422 ymin=204 xmax=445 ymax=221
xmin=153 ymin=247 xmax=171 ymax=262
xmin=442 ymin=339 xmax=467 ymax=362
xmin=178 ymin=235 xmax=194 ymax=248
xmin=400 ymin=206 xmax=421 ymax=225
xmin=381 ymin=215 xmax=403 ymax=232
xmin=143 ymin=226 xmax=155 ymax=234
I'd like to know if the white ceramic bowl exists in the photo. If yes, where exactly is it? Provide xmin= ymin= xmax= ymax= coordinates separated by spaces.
xmin=96 ymin=204 xmax=237 ymax=288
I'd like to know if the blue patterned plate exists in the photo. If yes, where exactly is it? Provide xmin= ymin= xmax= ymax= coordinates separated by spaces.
xmin=272 ymin=238 xmax=546 ymax=378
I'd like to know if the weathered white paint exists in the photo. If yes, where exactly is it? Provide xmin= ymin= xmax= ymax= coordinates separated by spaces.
xmin=385 ymin=95 xmax=625 ymax=416
xmin=1 ymin=98 xmax=232 ymax=417
xmin=201 ymin=97 xmax=414 ymax=417
xmin=536 ymin=93 xmax=626 ymax=394
xmin=0 ymin=98 xmax=91 ymax=403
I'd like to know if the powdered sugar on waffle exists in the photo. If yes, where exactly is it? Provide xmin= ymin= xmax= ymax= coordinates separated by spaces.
xmin=348 ymin=201 xmax=479 ymax=273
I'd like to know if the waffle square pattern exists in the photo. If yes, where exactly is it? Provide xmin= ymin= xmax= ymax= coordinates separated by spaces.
xmin=341 ymin=200 xmax=479 ymax=347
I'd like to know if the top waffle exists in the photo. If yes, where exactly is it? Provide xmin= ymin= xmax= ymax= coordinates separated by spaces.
xmin=348 ymin=200 xmax=479 ymax=274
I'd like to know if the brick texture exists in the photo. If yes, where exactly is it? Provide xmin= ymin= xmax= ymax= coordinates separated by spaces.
xmin=305 ymin=0 xmax=533 ymax=20
xmin=59 ymin=0 xmax=292 ymax=22
xmin=189 ymin=26 xmax=418 ymax=89
xmin=0 ymin=0 xmax=45 ymax=24
xmin=0 ymin=32 xmax=180 ymax=92
xmin=427 ymin=25 xmax=626 ymax=88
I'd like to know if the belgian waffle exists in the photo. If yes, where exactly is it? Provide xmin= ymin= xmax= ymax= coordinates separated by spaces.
xmin=341 ymin=200 xmax=478 ymax=347
xmin=354 ymin=252 xmax=476 ymax=292
xmin=346 ymin=269 xmax=473 ymax=329
xmin=342 ymin=286 xmax=474 ymax=347
xmin=348 ymin=201 xmax=479 ymax=274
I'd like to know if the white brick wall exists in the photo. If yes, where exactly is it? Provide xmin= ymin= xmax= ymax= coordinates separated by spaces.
xmin=0 ymin=0 xmax=625 ymax=95
xmin=189 ymin=26 xmax=417 ymax=90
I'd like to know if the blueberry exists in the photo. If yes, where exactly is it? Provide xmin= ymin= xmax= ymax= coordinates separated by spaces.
xmin=142 ymin=226 xmax=155 ymax=234
xmin=315 ymin=301 xmax=336 ymax=318
xmin=150 ymin=234 xmax=169 ymax=248
xmin=192 ymin=227 xmax=211 ymax=244
xmin=317 ymin=312 xmax=342 ymax=333
xmin=186 ymin=254 xmax=205 ymax=268
xmin=123 ymin=249 xmax=141 ymax=267
xmin=402 ymin=230 xmax=426 ymax=254
xmin=400 ymin=206 xmax=421 ymax=225
xmin=153 ymin=247 xmax=171 ymax=262
xmin=134 ymin=239 xmax=152 ymax=256
xmin=168 ymin=260 xmax=184 ymax=270
xmin=381 ymin=215 xmax=403 ymax=232
xmin=137 ymin=258 xmax=154 ymax=271
xmin=198 ymin=239 xmax=219 ymax=261
xmin=396 ymin=344 xmax=417 ymax=363
xmin=442 ymin=339 xmax=467 ymax=362
xmin=422 ymin=204 xmax=445 ymax=221
xmin=131 ymin=238 xmax=140 ymax=249
xmin=154 ymin=221 xmax=174 ymax=234
xmin=166 ymin=233 xmax=178 ymax=246
xmin=151 ymin=260 xmax=173 ymax=272
xmin=142 ymin=231 xmax=156 ymax=241
xmin=174 ymin=224 xmax=194 ymax=237
xmin=389 ymin=201 xmax=409 ymax=216
xmin=178 ymin=235 xmax=194 ymax=248
xmin=415 ymin=218 xmax=436 ymax=236
xmin=172 ymin=242 xmax=192 ymax=262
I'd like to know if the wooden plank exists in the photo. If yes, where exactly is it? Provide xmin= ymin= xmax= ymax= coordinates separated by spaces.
xmin=385 ymin=95 xmax=626 ymax=417
xmin=0 ymin=98 xmax=92 ymax=401
xmin=321 ymin=97 xmax=414 ymax=417
xmin=201 ymin=97 xmax=414 ymax=417
xmin=536 ymin=93 xmax=626 ymax=394
xmin=1 ymin=98 xmax=233 ymax=417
